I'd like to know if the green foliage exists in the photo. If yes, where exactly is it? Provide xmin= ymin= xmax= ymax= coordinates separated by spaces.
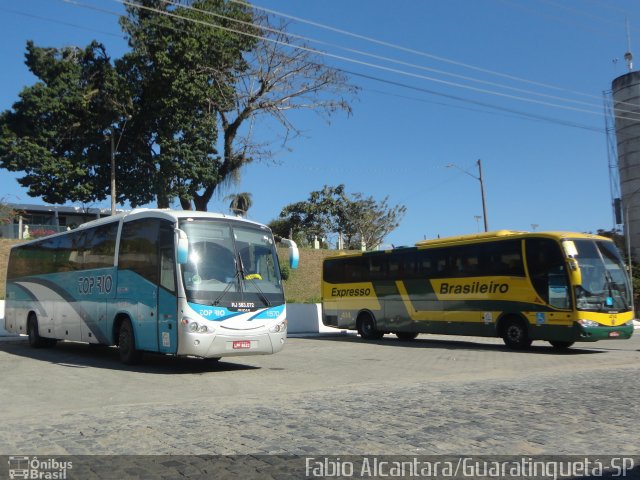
xmin=1 ymin=1 xmax=355 ymax=211
xmin=117 ymin=0 xmax=256 ymax=208
xmin=0 ymin=198 xmax=18 ymax=225
xmin=0 ymin=41 xmax=129 ymax=205
xmin=278 ymin=262 xmax=290 ymax=281
xmin=225 ymin=192 xmax=253 ymax=216
xmin=279 ymin=184 xmax=406 ymax=250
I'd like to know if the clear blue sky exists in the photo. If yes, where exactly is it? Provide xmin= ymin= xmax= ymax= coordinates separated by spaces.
xmin=1 ymin=0 xmax=639 ymax=247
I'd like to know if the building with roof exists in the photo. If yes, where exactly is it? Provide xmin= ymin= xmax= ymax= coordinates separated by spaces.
xmin=1 ymin=203 xmax=118 ymax=239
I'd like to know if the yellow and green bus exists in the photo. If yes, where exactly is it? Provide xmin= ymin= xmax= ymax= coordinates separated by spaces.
xmin=321 ymin=231 xmax=635 ymax=349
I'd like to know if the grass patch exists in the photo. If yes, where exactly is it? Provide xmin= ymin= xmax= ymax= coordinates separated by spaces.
xmin=279 ymin=247 xmax=338 ymax=303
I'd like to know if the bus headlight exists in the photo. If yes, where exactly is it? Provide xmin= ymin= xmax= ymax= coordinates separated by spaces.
xmin=269 ymin=319 xmax=287 ymax=333
xmin=578 ymin=319 xmax=600 ymax=328
xmin=182 ymin=318 xmax=214 ymax=333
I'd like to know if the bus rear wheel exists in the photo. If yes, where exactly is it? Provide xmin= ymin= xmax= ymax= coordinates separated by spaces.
xmin=396 ymin=332 xmax=419 ymax=341
xmin=27 ymin=314 xmax=56 ymax=348
xmin=502 ymin=318 xmax=532 ymax=349
xmin=549 ymin=340 xmax=574 ymax=349
xmin=118 ymin=319 xmax=142 ymax=365
xmin=357 ymin=314 xmax=384 ymax=340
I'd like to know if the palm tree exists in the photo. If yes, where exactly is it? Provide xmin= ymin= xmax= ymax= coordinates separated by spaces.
xmin=225 ymin=193 xmax=253 ymax=217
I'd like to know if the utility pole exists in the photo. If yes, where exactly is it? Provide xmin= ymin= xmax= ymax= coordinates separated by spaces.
xmin=109 ymin=115 xmax=131 ymax=216
xmin=110 ymin=134 xmax=116 ymax=215
xmin=477 ymin=159 xmax=489 ymax=232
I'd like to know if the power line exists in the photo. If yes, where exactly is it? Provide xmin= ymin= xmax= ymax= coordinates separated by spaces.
xmin=228 ymin=0 xmax=619 ymax=105
xmin=163 ymin=0 xmax=633 ymax=116
xmin=25 ymin=0 xmax=640 ymax=128
xmin=7 ymin=1 xmax=607 ymax=133
xmin=0 ymin=5 xmax=122 ymax=38
xmin=105 ymin=0 xmax=640 ymax=122
xmin=348 ymin=70 xmax=605 ymax=133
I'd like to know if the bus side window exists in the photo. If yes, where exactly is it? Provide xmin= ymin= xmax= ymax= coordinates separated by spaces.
xmin=344 ymin=258 xmax=363 ymax=282
xmin=119 ymin=219 xmax=160 ymax=285
xmin=526 ymin=238 xmax=569 ymax=309
xmin=84 ymin=223 xmax=118 ymax=269
xmin=368 ymin=255 xmax=387 ymax=280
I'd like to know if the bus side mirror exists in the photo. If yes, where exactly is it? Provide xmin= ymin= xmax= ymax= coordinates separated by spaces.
xmin=562 ymin=240 xmax=581 ymax=286
xmin=566 ymin=258 xmax=582 ymax=286
xmin=176 ymin=229 xmax=189 ymax=264
xmin=278 ymin=238 xmax=299 ymax=269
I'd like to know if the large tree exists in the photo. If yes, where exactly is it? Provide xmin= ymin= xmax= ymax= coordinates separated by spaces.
xmin=193 ymin=13 xmax=357 ymax=210
xmin=0 ymin=1 xmax=356 ymax=211
xmin=278 ymin=185 xmax=406 ymax=250
xmin=0 ymin=41 xmax=131 ymax=204
xmin=117 ymin=0 xmax=256 ymax=209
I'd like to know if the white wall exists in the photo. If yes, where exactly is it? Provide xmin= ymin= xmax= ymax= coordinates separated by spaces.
xmin=0 ymin=300 xmax=11 ymax=336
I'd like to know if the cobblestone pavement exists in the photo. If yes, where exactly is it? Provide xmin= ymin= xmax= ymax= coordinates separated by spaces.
xmin=1 ymin=334 xmax=638 ymax=458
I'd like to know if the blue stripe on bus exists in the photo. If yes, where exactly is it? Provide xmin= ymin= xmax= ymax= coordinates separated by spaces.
xmin=249 ymin=304 xmax=285 ymax=320
xmin=188 ymin=303 xmax=285 ymax=322
xmin=187 ymin=303 xmax=242 ymax=321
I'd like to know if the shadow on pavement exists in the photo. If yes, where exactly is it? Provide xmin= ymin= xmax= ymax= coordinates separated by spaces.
xmin=0 ymin=338 xmax=260 ymax=374
xmin=296 ymin=333 xmax=606 ymax=355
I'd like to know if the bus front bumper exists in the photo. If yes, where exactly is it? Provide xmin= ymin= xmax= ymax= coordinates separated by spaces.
xmin=178 ymin=330 xmax=287 ymax=358
xmin=577 ymin=323 xmax=634 ymax=342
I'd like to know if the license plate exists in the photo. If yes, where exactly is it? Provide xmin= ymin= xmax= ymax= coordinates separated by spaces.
xmin=609 ymin=331 xmax=620 ymax=337
xmin=232 ymin=340 xmax=252 ymax=349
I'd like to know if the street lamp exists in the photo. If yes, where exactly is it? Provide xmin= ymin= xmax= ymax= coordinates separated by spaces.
xmin=446 ymin=159 xmax=489 ymax=232
xmin=474 ymin=215 xmax=482 ymax=232
xmin=109 ymin=115 xmax=131 ymax=215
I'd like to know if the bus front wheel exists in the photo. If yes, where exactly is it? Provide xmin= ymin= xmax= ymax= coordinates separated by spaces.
xmin=118 ymin=319 xmax=142 ymax=365
xmin=357 ymin=314 xmax=384 ymax=340
xmin=501 ymin=318 xmax=532 ymax=349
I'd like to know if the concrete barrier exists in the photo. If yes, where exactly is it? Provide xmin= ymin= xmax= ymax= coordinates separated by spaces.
xmin=0 ymin=300 xmax=15 ymax=336
xmin=285 ymin=303 xmax=351 ymax=334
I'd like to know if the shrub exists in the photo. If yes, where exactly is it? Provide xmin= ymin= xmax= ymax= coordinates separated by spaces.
xmin=279 ymin=262 xmax=290 ymax=281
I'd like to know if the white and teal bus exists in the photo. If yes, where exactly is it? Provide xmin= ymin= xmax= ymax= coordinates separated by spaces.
xmin=4 ymin=209 xmax=299 ymax=364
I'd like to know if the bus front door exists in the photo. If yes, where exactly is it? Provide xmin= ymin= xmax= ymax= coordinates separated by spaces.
xmin=157 ymin=225 xmax=178 ymax=354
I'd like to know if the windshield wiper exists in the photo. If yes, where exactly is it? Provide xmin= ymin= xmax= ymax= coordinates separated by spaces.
xmin=603 ymin=270 xmax=630 ymax=309
xmin=237 ymin=255 xmax=271 ymax=307
xmin=211 ymin=259 xmax=241 ymax=306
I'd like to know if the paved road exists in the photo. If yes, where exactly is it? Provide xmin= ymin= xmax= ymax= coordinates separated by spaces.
xmin=0 ymin=333 xmax=638 ymax=477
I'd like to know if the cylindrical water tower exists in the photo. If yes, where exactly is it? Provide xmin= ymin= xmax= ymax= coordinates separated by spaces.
xmin=612 ymin=70 xmax=640 ymax=260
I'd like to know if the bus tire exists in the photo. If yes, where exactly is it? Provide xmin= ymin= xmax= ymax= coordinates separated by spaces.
xmin=396 ymin=332 xmax=419 ymax=341
xmin=549 ymin=340 xmax=574 ymax=349
xmin=27 ymin=313 xmax=56 ymax=348
xmin=357 ymin=313 xmax=384 ymax=340
xmin=501 ymin=318 xmax=532 ymax=349
xmin=118 ymin=319 xmax=142 ymax=365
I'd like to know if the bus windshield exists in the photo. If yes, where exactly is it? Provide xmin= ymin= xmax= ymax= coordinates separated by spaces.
xmin=179 ymin=220 xmax=284 ymax=308
xmin=573 ymin=239 xmax=632 ymax=313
